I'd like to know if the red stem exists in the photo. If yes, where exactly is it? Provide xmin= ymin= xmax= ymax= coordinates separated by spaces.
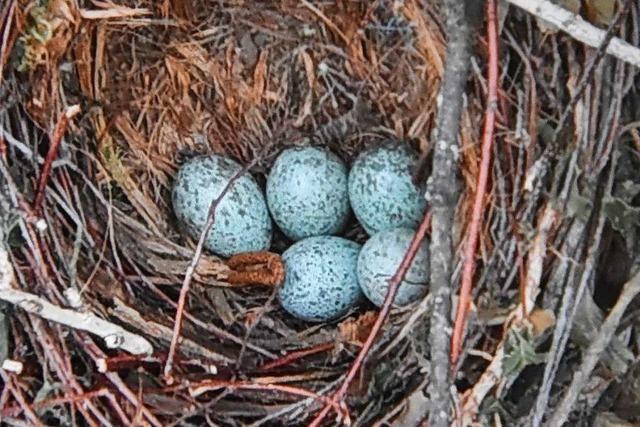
xmin=258 ymin=342 xmax=335 ymax=371
xmin=450 ymin=0 xmax=499 ymax=368
xmin=1 ymin=389 xmax=109 ymax=417
xmin=33 ymin=105 xmax=80 ymax=212
xmin=307 ymin=212 xmax=432 ymax=427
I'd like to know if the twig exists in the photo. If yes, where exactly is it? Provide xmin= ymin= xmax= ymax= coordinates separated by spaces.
xmin=547 ymin=269 xmax=640 ymax=426
xmin=0 ymin=0 xmax=17 ymax=79
xmin=258 ymin=342 xmax=335 ymax=371
xmin=460 ymin=204 xmax=557 ymax=424
xmin=451 ymin=0 xmax=500 ymax=368
xmin=300 ymin=1 xmax=349 ymax=45
xmin=531 ymin=155 xmax=617 ymax=426
xmin=0 ymin=247 xmax=153 ymax=355
xmin=79 ymin=5 xmax=151 ymax=20
xmin=189 ymin=379 xmax=341 ymax=413
xmin=504 ymin=0 xmax=640 ymax=68
xmin=307 ymin=212 xmax=432 ymax=427
xmin=1 ymin=388 xmax=110 ymax=418
xmin=110 ymin=297 xmax=232 ymax=364
xmin=553 ymin=0 xmax=633 ymax=140
xmin=33 ymin=105 xmax=81 ymax=212
xmin=164 ymin=159 xmax=257 ymax=381
xmin=0 ymin=287 xmax=153 ymax=354
xmin=0 ymin=370 xmax=43 ymax=427
xmin=80 ymin=334 xmax=162 ymax=427
xmin=426 ymin=0 xmax=473 ymax=425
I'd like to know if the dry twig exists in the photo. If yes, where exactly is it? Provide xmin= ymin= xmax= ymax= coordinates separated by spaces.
xmin=548 ymin=269 xmax=640 ymax=426
xmin=33 ymin=105 xmax=81 ymax=212
xmin=505 ymin=0 xmax=640 ymax=68
xmin=426 ymin=0 xmax=473 ymax=425
xmin=0 ymin=246 xmax=152 ymax=355
xmin=164 ymin=159 xmax=257 ymax=381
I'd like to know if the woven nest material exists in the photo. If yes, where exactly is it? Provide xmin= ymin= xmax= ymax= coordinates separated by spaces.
xmin=1 ymin=0 xmax=640 ymax=426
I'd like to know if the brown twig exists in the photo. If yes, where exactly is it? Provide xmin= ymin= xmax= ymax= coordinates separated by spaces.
xmin=307 ymin=212 xmax=432 ymax=427
xmin=226 ymin=251 xmax=285 ymax=286
xmin=79 ymin=334 xmax=163 ymax=427
xmin=190 ymin=378 xmax=349 ymax=420
xmin=258 ymin=342 xmax=336 ymax=371
xmin=33 ymin=105 xmax=81 ymax=212
xmin=1 ymin=388 xmax=110 ymax=418
xmin=164 ymin=158 xmax=257 ymax=382
xmin=0 ymin=370 xmax=43 ymax=427
xmin=450 ymin=0 xmax=500 ymax=368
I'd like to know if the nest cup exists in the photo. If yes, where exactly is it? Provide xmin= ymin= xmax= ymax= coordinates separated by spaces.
xmin=0 ymin=2 xmax=452 ymax=426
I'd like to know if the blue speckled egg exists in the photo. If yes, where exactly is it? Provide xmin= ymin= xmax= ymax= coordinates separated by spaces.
xmin=266 ymin=147 xmax=350 ymax=241
xmin=357 ymin=227 xmax=429 ymax=307
xmin=279 ymin=236 xmax=362 ymax=322
xmin=172 ymin=155 xmax=272 ymax=257
xmin=348 ymin=143 xmax=426 ymax=235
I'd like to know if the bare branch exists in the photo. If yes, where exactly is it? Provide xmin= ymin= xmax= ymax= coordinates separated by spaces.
xmin=505 ymin=0 xmax=640 ymax=68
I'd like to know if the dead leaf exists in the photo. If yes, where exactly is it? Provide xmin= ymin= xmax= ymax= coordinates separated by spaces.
xmin=529 ymin=308 xmax=555 ymax=336
xmin=338 ymin=311 xmax=376 ymax=346
xmin=584 ymin=0 xmax=615 ymax=27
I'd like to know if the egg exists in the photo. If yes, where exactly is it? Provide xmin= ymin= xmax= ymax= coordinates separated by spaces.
xmin=266 ymin=147 xmax=350 ymax=241
xmin=278 ymin=236 xmax=362 ymax=322
xmin=172 ymin=155 xmax=272 ymax=257
xmin=348 ymin=143 xmax=426 ymax=235
xmin=357 ymin=227 xmax=429 ymax=307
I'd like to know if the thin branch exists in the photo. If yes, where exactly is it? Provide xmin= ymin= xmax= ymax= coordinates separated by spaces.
xmin=553 ymin=0 xmax=633 ymax=140
xmin=0 ymin=247 xmax=153 ymax=355
xmin=426 ymin=0 xmax=473 ymax=425
xmin=33 ymin=105 xmax=81 ymax=212
xmin=548 ymin=269 xmax=640 ymax=426
xmin=163 ymin=158 xmax=257 ymax=381
xmin=531 ymin=155 xmax=617 ymax=426
xmin=257 ymin=342 xmax=335 ymax=372
xmin=307 ymin=212 xmax=432 ymax=427
xmin=460 ymin=204 xmax=557 ymax=423
xmin=189 ymin=379 xmax=344 ymax=416
xmin=1 ymin=388 xmax=110 ymax=418
xmin=451 ymin=0 xmax=500 ymax=367
xmin=0 ymin=370 xmax=43 ymax=427
xmin=504 ymin=0 xmax=640 ymax=68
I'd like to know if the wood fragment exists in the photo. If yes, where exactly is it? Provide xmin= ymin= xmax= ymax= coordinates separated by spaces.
xmin=505 ymin=0 xmax=640 ymax=68
xmin=0 ymin=246 xmax=152 ymax=355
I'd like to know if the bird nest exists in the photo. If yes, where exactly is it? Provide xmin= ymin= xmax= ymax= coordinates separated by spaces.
xmin=1 ymin=0 xmax=639 ymax=426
